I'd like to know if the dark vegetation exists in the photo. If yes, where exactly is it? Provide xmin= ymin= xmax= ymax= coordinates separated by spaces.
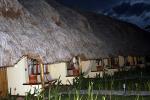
xmin=1 ymin=66 xmax=150 ymax=100
xmin=72 ymin=67 xmax=150 ymax=91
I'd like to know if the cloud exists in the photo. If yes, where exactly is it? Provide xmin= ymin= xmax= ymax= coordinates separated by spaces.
xmin=56 ymin=0 xmax=150 ymax=29
xmin=112 ymin=2 xmax=150 ymax=16
xmin=102 ymin=1 xmax=150 ymax=29
xmin=108 ymin=12 xmax=150 ymax=29
xmin=118 ymin=15 xmax=146 ymax=27
xmin=143 ymin=12 xmax=150 ymax=21
xmin=129 ymin=0 xmax=150 ymax=4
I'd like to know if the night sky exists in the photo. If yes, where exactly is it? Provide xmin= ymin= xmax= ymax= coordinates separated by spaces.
xmin=56 ymin=0 xmax=150 ymax=30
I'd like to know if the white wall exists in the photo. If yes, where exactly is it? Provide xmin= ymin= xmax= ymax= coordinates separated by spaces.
xmin=7 ymin=57 xmax=41 ymax=95
xmin=105 ymin=69 xmax=118 ymax=76
xmin=7 ymin=56 xmax=133 ymax=95
xmin=47 ymin=61 xmax=105 ymax=84
xmin=48 ymin=60 xmax=118 ymax=82
xmin=81 ymin=60 xmax=103 ymax=78
xmin=128 ymin=56 xmax=134 ymax=65
xmin=119 ymin=56 xmax=125 ymax=67
xmin=47 ymin=61 xmax=104 ymax=84
xmin=48 ymin=62 xmax=74 ymax=85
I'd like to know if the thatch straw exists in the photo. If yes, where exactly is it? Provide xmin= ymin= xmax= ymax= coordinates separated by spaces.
xmin=82 ymin=12 xmax=150 ymax=56
xmin=0 ymin=0 xmax=149 ymax=67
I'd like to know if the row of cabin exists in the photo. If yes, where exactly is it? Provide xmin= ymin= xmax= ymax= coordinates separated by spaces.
xmin=0 ymin=55 xmax=149 ymax=96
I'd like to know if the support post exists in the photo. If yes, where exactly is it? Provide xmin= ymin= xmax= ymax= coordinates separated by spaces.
xmin=78 ymin=56 xmax=82 ymax=74
xmin=40 ymin=63 xmax=45 ymax=90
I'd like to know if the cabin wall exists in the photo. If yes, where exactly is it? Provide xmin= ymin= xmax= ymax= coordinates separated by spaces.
xmin=81 ymin=60 xmax=119 ymax=77
xmin=47 ymin=60 xmax=104 ymax=84
xmin=105 ymin=69 xmax=118 ymax=75
xmin=47 ymin=61 xmax=103 ymax=84
xmin=103 ymin=59 xmax=109 ymax=66
xmin=48 ymin=63 xmax=74 ymax=85
xmin=81 ymin=60 xmax=103 ymax=78
xmin=133 ymin=57 xmax=137 ymax=65
xmin=127 ymin=56 xmax=134 ymax=66
xmin=7 ymin=57 xmax=41 ymax=96
xmin=118 ymin=56 xmax=125 ymax=67
xmin=137 ymin=56 xmax=145 ymax=68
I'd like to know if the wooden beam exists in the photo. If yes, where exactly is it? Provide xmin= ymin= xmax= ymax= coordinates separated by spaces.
xmin=40 ymin=63 xmax=45 ymax=90
xmin=78 ymin=56 xmax=82 ymax=73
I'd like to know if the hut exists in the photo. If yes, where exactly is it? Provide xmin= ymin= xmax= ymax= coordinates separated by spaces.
xmin=0 ymin=0 xmax=150 ymax=96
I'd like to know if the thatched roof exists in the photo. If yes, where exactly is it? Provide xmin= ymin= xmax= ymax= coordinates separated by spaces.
xmin=0 ymin=0 xmax=150 ymax=67
xmin=81 ymin=12 xmax=150 ymax=56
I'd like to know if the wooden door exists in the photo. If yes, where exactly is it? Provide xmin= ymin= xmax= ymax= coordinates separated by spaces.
xmin=0 ymin=67 xmax=8 ymax=97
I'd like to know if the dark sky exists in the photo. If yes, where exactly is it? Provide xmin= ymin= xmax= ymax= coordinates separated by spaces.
xmin=56 ymin=0 xmax=150 ymax=30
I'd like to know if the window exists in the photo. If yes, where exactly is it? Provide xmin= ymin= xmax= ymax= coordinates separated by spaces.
xmin=26 ymin=59 xmax=48 ymax=84
xmin=111 ymin=57 xmax=119 ymax=69
xmin=103 ymin=57 xmax=119 ymax=69
xmin=67 ymin=56 xmax=80 ymax=76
